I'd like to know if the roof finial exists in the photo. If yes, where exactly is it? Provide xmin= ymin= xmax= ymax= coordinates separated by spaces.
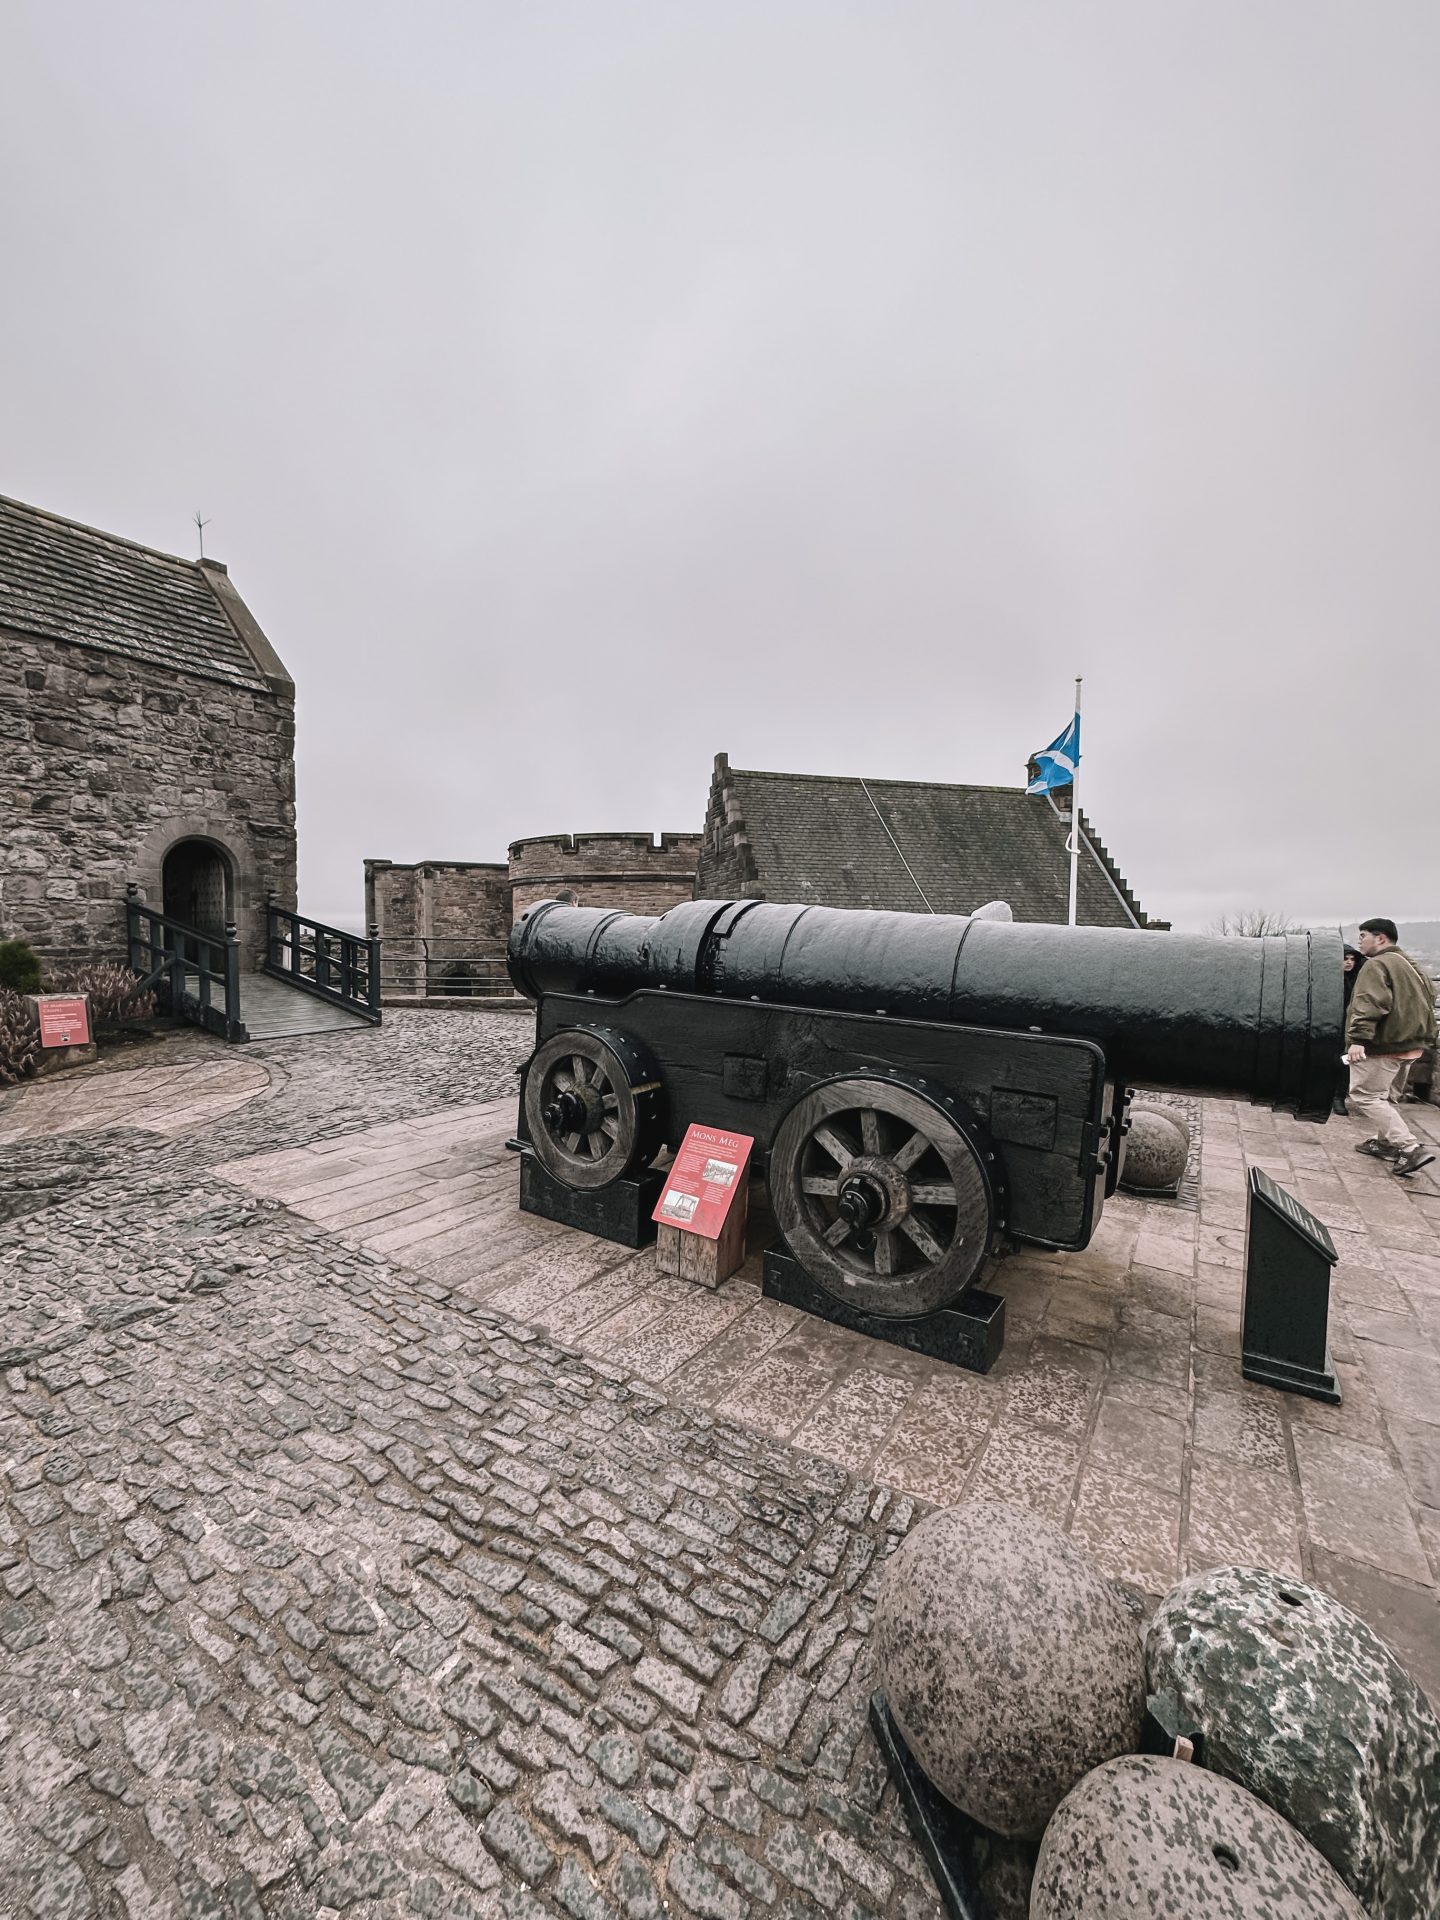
xmin=194 ymin=509 xmax=211 ymax=560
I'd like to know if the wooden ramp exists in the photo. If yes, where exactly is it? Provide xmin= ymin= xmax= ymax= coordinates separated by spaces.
xmin=239 ymin=971 xmax=374 ymax=1041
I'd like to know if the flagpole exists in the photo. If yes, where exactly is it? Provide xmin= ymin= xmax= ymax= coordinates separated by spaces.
xmin=1067 ymin=676 xmax=1083 ymax=927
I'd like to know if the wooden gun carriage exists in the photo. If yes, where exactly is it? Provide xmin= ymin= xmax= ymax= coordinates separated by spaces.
xmin=508 ymin=898 xmax=1342 ymax=1364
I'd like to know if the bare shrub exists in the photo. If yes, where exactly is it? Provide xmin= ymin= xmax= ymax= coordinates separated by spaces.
xmin=1206 ymin=909 xmax=1308 ymax=937
xmin=0 ymin=988 xmax=40 ymax=1087
xmin=44 ymin=961 xmax=155 ymax=1029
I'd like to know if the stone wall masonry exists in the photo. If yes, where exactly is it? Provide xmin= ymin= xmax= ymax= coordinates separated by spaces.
xmin=366 ymin=861 xmax=513 ymax=995
xmin=508 ymin=832 xmax=702 ymax=920
xmin=366 ymin=836 xmax=702 ymax=1001
xmin=509 ymin=875 xmax=701 ymax=918
xmin=430 ymin=868 xmax=513 ymax=949
xmin=0 ymin=626 xmax=296 ymax=969
xmin=365 ymin=862 xmax=512 ymax=952
xmin=366 ymin=864 xmax=422 ymax=945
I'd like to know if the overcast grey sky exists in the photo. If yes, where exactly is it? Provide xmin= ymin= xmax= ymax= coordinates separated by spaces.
xmin=4 ymin=3 xmax=1436 ymax=932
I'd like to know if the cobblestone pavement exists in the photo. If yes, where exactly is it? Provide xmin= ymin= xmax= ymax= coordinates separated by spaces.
xmin=1 ymin=1018 xmax=945 ymax=1920
xmin=2 ymin=1013 xmax=1438 ymax=1920
xmin=0 ymin=1010 xmax=536 ymax=1162
xmin=207 ymin=1047 xmax=1440 ymax=1697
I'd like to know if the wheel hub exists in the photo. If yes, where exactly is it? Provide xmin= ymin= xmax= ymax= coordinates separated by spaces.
xmin=837 ymin=1174 xmax=887 ymax=1231
xmin=838 ymin=1152 xmax=913 ymax=1228
xmin=543 ymin=1086 xmax=599 ymax=1137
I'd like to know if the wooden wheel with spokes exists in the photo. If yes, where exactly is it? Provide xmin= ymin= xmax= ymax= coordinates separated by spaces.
xmin=523 ymin=1028 xmax=663 ymax=1190
xmin=770 ymin=1075 xmax=996 ymax=1317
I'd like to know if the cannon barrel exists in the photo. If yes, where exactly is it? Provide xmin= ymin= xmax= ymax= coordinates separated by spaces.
xmin=509 ymin=898 xmax=1344 ymax=1120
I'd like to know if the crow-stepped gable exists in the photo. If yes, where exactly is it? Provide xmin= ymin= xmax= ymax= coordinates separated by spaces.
xmin=695 ymin=752 xmax=1155 ymax=928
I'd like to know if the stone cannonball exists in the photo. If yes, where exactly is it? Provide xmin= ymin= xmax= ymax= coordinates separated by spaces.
xmin=1120 ymin=1108 xmax=1188 ymax=1192
xmin=1130 ymin=1100 xmax=1191 ymax=1152
xmin=1031 ymin=1755 xmax=1369 ymax=1920
xmin=1146 ymin=1565 xmax=1440 ymax=1919
xmin=870 ymin=1501 xmax=1145 ymax=1838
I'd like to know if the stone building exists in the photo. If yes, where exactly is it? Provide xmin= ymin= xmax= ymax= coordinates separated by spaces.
xmin=364 ymin=859 xmax=510 ymax=997
xmin=695 ymin=753 xmax=1156 ymax=927
xmin=366 ymin=832 xmax=701 ymax=997
xmin=366 ymin=753 xmax=1157 ymax=1000
xmin=0 ymin=494 xmax=296 ymax=970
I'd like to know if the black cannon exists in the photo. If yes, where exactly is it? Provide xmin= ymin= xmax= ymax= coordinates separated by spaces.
xmin=508 ymin=898 xmax=1342 ymax=1361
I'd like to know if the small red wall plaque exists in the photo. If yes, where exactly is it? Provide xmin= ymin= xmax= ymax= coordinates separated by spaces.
xmin=652 ymin=1124 xmax=754 ymax=1288
xmin=37 ymin=995 xmax=91 ymax=1049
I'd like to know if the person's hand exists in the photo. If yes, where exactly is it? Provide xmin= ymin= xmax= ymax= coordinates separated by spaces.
xmin=1346 ymin=1044 xmax=1367 ymax=1065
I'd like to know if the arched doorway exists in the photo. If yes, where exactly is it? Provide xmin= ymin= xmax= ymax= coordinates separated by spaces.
xmin=162 ymin=837 xmax=234 ymax=937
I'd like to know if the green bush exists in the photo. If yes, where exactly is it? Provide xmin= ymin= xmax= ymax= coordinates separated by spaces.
xmin=0 ymin=938 xmax=42 ymax=994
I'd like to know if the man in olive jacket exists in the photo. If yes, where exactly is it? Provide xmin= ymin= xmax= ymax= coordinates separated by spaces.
xmin=1346 ymin=917 xmax=1438 ymax=1176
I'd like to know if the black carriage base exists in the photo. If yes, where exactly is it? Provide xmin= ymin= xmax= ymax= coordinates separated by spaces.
xmin=508 ymin=897 xmax=1343 ymax=1377
xmin=513 ymin=987 xmax=1115 ymax=1375
xmin=761 ymin=1245 xmax=1006 ymax=1373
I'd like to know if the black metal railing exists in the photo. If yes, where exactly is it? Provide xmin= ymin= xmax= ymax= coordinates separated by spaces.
xmin=377 ymin=937 xmax=514 ymax=1001
xmin=125 ymin=887 xmax=247 ymax=1043
xmin=265 ymin=902 xmax=382 ymax=1023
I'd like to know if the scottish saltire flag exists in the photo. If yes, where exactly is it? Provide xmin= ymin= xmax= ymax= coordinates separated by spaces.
xmin=1026 ymin=713 xmax=1080 ymax=793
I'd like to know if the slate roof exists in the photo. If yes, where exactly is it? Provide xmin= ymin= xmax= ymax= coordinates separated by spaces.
xmin=709 ymin=763 xmax=1151 ymax=927
xmin=0 ymin=494 xmax=272 ymax=690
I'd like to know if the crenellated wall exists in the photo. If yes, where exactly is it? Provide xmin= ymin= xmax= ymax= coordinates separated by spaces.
xmin=365 ymin=831 xmax=701 ymax=999
xmin=508 ymin=832 xmax=702 ymax=919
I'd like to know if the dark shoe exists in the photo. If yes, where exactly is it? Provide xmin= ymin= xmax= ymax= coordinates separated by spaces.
xmin=1331 ymin=1099 xmax=1349 ymax=1116
xmin=1392 ymin=1145 xmax=1436 ymax=1178
xmin=1355 ymin=1138 xmax=1400 ymax=1160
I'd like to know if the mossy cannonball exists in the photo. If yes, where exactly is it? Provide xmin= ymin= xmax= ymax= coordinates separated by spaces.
xmin=870 ymin=1501 xmax=1144 ymax=1838
xmin=1032 ymin=1756 xmax=1369 ymax=1920
xmin=1146 ymin=1565 xmax=1440 ymax=1919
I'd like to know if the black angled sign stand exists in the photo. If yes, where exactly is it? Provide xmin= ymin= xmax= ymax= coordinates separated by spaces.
xmin=1241 ymin=1167 xmax=1341 ymax=1404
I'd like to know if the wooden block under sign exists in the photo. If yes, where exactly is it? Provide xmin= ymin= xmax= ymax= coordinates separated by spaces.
xmin=655 ymin=1185 xmax=748 ymax=1289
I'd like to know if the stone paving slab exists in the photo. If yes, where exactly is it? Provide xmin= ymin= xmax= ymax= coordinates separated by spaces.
xmin=0 ymin=1057 xmax=270 ymax=1143
xmin=209 ymin=1069 xmax=1440 ymax=1697
xmin=2 ymin=1013 xmax=1438 ymax=1919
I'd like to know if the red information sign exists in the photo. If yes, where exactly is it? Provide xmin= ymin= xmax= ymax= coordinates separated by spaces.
xmin=652 ymin=1125 xmax=754 ymax=1239
xmin=37 ymin=995 xmax=91 ymax=1049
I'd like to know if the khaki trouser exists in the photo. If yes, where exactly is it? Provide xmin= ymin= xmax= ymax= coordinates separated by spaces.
xmin=1348 ymin=1054 xmax=1419 ymax=1151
